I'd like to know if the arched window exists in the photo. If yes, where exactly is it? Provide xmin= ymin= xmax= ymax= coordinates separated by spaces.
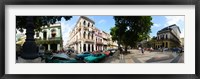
xmin=83 ymin=21 xmax=86 ymax=26
xmin=36 ymin=32 xmax=39 ymax=37
xmin=83 ymin=31 xmax=86 ymax=39
xmin=88 ymin=33 xmax=90 ymax=39
xmin=43 ymin=31 xmax=47 ymax=39
xmin=88 ymin=23 xmax=90 ymax=27
xmin=92 ymin=34 xmax=93 ymax=40
xmin=51 ymin=29 xmax=56 ymax=38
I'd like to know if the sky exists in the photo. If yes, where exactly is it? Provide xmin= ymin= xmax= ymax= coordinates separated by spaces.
xmin=60 ymin=16 xmax=185 ymax=46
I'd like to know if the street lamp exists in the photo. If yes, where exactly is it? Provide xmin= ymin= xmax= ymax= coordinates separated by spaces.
xmin=20 ymin=16 xmax=39 ymax=59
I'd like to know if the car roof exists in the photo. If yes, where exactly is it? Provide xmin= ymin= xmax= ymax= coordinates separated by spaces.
xmin=53 ymin=53 xmax=69 ymax=59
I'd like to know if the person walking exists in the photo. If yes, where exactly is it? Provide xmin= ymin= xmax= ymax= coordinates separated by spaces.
xmin=141 ymin=47 xmax=144 ymax=55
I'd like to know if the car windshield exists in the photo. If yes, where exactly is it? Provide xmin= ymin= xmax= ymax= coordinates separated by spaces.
xmin=83 ymin=52 xmax=90 ymax=54
xmin=93 ymin=54 xmax=101 ymax=57
xmin=52 ymin=57 xmax=69 ymax=60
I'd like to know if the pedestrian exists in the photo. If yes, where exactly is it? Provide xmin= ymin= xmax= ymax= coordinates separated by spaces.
xmin=138 ymin=47 xmax=141 ymax=53
xmin=141 ymin=47 xmax=144 ymax=55
xmin=150 ymin=47 xmax=153 ymax=53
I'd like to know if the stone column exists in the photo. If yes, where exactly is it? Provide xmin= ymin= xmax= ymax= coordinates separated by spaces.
xmin=94 ymin=44 xmax=96 ymax=51
xmin=78 ymin=43 xmax=80 ymax=53
xmin=48 ymin=44 xmax=50 ymax=51
xmin=81 ymin=41 xmax=84 ymax=52
xmin=57 ymin=44 xmax=60 ymax=50
xmin=90 ymin=44 xmax=92 ymax=52
xmin=86 ymin=43 xmax=88 ymax=52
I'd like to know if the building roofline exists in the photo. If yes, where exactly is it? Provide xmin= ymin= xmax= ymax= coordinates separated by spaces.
xmin=157 ymin=24 xmax=181 ymax=34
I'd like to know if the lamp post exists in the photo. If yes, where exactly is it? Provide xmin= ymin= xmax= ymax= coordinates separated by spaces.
xmin=20 ymin=16 xmax=39 ymax=59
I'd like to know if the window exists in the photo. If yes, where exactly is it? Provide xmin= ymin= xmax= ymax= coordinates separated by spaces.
xmin=88 ymin=23 xmax=90 ymax=27
xmin=83 ymin=32 xmax=86 ymax=39
xmin=43 ymin=31 xmax=47 ymax=39
xmin=88 ymin=33 xmax=90 ymax=39
xmin=92 ymin=34 xmax=93 ymax=40
xmin=166 ymin=34 xmax=168 ymax=39
xmin=83 ymin=21 xmax=86 ymax=25
xmin=51 ymin=29 xmax=56 ymax=38
xmin=36 ymin=32 xmax=39 ymax=37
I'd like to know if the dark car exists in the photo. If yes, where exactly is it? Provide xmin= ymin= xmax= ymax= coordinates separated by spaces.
xmin=45 ymin=53 xmax=77 ymax=63
xmin=75 ymin=52 xmax=92 ymax=60
xmin=107 ymin=49 xmax=117 ymax=55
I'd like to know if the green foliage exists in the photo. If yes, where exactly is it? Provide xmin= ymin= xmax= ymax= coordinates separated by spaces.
xmin=111 ymin=16 xmax=153 ymax=51
xmin=16 ymin=16 xmax=72 ymax=32
xmin=36 ymin=40 xmax=61 ymax=44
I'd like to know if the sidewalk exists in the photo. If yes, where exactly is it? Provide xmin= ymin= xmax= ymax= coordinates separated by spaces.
xmin=109 ymin=49 xmax=182 ymax=63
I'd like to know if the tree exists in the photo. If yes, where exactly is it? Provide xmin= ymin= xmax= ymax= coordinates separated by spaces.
xmin=111 ymin=16 xmax=153 ymax=53
xmin=16 ymin=16 xmax=72 ymax=59
xmin=16 ymin=16 xmax=72 ymax=32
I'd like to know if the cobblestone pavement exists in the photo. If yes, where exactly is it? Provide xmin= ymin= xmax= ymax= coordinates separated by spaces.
xmin=104 ymin=49 xmax=184 ymax=63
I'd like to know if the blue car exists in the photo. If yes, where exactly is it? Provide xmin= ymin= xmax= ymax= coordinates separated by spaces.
xmin=75 ymin=52 xmax=92 ymax=60
xmin=84 ymin=53 xmax=106 ymax=63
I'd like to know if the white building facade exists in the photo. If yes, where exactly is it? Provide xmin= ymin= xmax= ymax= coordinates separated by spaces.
xmin=67 ymin=16 xmax=117 ymax=53
xmin=67 ymin=16 xmax=96 ymax=53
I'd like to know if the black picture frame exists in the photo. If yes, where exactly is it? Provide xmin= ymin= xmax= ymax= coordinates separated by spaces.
xmin=0 ymin=0 xmax=199 ymax=79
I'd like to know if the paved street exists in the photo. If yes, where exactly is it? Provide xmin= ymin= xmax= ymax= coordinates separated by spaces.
xmin=102 ymin=49 xmax=184 ymax=63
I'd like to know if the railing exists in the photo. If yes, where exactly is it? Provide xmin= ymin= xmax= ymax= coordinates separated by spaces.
xmin=48 ymin=37 xmax=61 ymax=40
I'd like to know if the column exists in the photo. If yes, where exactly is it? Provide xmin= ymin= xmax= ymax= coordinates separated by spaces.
xmin=48 ymin=44 xmax=50 ymax=51
xmin=90 ymin=44 xmax=92 ymax=52
xmin=74 ymin=44 xmax=77 ymax=51
xmin=81 ymin=41 xmax=84 ymax=52
xmin=78 ymin=43 xmax=80 ymax=53
xmin=86 ymin=43 xmax=88 ymax=52
xmin=94 ymin=44 xmax=96 ymax=51
xmin=57 ymin=44 xmax=60 ymax=50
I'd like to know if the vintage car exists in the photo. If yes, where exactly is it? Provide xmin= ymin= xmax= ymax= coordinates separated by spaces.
xmin=84 ymin=53 xmax=106 ymax=63
xmin=75 ymin=52 xmax=92 ymax=60
xmin=45 ymin=53 xmax=77 ymax=63
xmin=103 ymin=51 xmax=111 ymax=56
xmin=107 ymin=49 xmax=117 ymax=55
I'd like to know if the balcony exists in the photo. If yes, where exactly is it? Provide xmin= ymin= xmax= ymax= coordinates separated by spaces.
xmin=96 ymin=41 xmax=103 ymax=44
xmin=48 ymin=37 xmax=62 ymax=40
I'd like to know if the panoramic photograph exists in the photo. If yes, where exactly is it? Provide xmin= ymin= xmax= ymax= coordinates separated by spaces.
xmin=16 ymin=16 xmax=184 ymax=63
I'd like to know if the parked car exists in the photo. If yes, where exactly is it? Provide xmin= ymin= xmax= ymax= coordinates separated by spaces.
xmin=66 ymin=49 xmax=75 ymax=55
xmin=103 ymin=51 xmax=111 ymax=56
xmin=45 ymin=53 xmax=77 ymax=63
xmin=75 ymin=51 xmax=92 ymax=60
xmin=107 ymin=49 xmax=117 ymax=55
xmin=84 ymin=53 xmax=106 ymax=63
xmin=92 ymin=50 xmax=102 ymax=54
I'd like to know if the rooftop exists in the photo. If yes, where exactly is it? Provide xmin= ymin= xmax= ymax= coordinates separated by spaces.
xmin=157 ymin=24 xmax=181 ymax=34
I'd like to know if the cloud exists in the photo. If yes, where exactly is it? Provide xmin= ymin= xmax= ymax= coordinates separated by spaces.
xmin=98 ymin=19 xmax=106 ymax=24
xmin=164 ymin=16 xmax=184 ymax=26
xmin=152 ymin=23 xmax=161 ymax=28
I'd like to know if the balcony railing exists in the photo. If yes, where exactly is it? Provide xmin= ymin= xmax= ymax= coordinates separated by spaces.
xmin=48 ymin=37 xmax=61 ymax=40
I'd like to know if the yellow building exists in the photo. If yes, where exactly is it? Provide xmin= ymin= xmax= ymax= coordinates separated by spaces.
xmin=155 ymin=24 xmax=181 ymax=49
